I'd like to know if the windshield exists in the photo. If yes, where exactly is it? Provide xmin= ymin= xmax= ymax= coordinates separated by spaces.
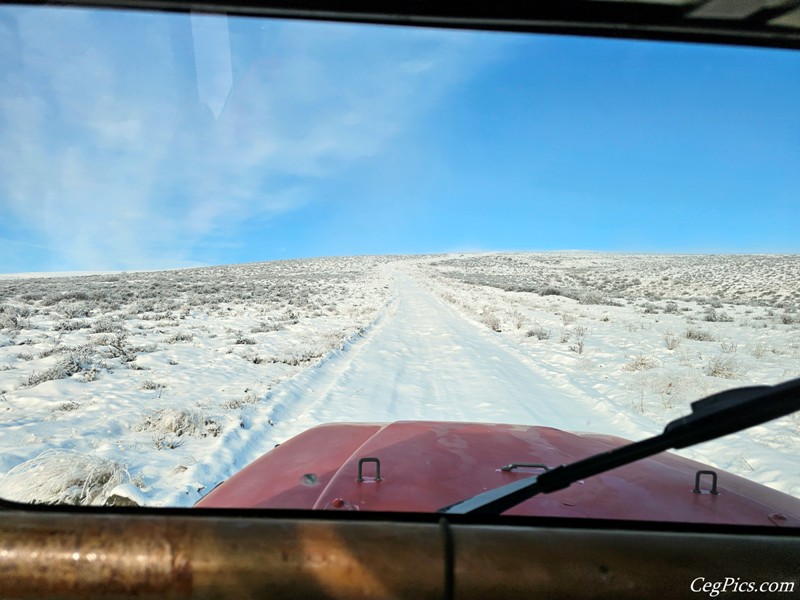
xmin=0 ymin=4 xmax=798 ymax=521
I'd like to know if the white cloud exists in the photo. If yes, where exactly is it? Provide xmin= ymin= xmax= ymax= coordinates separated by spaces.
xmin=0 ymin=6 xmax=509 ymax=270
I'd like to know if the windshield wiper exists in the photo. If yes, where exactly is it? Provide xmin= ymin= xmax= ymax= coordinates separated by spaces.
xmin=439 ymin=377 xmax=800 ymax=516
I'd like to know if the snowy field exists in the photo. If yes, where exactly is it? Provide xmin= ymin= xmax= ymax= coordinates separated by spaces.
xmin=0 ymin=252 xmax=798 ymax=507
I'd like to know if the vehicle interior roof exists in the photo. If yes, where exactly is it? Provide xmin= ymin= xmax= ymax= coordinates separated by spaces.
xmin=12 ymin=0 xmax=800 ymax=48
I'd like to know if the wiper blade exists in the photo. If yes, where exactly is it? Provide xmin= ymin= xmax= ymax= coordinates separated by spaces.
xmin=439 ymin=377 xmax=800 ymax=516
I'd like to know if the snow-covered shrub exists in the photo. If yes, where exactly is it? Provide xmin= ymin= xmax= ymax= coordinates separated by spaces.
xmin=60 ymin=303 xmax=91 ymax=319
xmin=579 ymin=290 xmax=620 ymax=306
xmin=81 ymin=368 xmax=100 ymax=382
xmin=525 ymin=325 xmax=551 ymax=340
xmin=440 ymin=291 xmax=458 ymax=305
xmin=40 ymin=294 xmax=61 ymax=307
xmin=664 ymin=301 xmax=679 ymax=314
xmin=749 ymin=342 xmax=767 ymax=359
xmin=56 ymin=401 xmax=80 ymax=412
xmin=22 ymin=350 xmax=93 ymax=388
xmin=12 ymin=305 xmax=34 ymax=318
xmin=243 ymin=354 xmax=265 ymax=365
xmin=268 ymin=350 xmax=324 ymax=366
xmin=251 ymin=321 xmax=285 ymax=333
xmin=152 ymin=435 xmax=185 ymax=450
xmin=92 ymin=317 xmax=123 ymax=333
xmin=663 ymin=332 xmax=681 ymax=350
xmin=540 ymin=287 xmax=563 ymax=297
xmin=509 ymin=310 xmax=526 ymax=330
xmin=0 ymin=306 xmax=22 ymax=332
xmin=704 ymin=356 xmax=740 ymax=379
xmin=136 ymin=407 xmax=218 ymax=438
xmin=127 ymin=342 xmax=158 ymax=354
xmin=780 ymin=313 xmax=798 ymax=325
xmin=624 ymin=355 xmax=657 ymax=371
xmin=166 ymin=331 xmax=193 ymax=343
xmin=53 ymin=319 xmax=90 ymax=332
xmin=642 ymin=302 xmax=659 ymax=314
xmin=480 ymin=310 xmax=502 ymax=332
xmin=704 ymin=307 xmax=733 ymax=323
xmin=233 ymin=331 xmax=256 ymax=345
xmin=0 ymin=449 xmax=129 ymax=505
xmin=685 ymin=327 xmax=715 ymax=342
xmin=569 ymin=326 xmax=587 ymax=354
xmin=221 ymin=390 xmax=259 ymax=410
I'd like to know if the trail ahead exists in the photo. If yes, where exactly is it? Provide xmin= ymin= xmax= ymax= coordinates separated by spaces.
xmin=169 ymin=263 xmax=650 ymax=506
xmin=266 ymin=265 xmax=629 ymax=444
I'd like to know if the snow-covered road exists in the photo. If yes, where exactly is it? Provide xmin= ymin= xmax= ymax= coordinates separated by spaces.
xmin=159 ymin=264 xmax=662 ymax=506
xmin=265 ymin=267 xmax=642 ymax=442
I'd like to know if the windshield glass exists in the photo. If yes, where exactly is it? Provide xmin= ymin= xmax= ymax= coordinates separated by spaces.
xmin=0 ymin=4 xmax=798 ymax=521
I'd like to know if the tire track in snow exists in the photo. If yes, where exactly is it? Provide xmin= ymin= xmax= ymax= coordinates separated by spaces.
xmin=170 ymin=276 xmax=401 ymax=506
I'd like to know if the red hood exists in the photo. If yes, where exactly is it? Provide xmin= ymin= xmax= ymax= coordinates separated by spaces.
xmin=195 ymin=421 xmax=800 ymax=526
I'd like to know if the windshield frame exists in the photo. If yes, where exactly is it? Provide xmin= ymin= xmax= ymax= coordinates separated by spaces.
xmin=1 ymin=0 xmax=799 ymax=526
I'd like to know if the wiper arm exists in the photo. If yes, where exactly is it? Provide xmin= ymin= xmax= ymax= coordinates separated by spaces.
xmin=439 ymin=377 xmax=800 ymax=516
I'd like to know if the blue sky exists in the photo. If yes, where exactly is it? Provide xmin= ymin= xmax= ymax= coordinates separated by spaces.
xmin=1 ymin=6 xmax=799 ymax=272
